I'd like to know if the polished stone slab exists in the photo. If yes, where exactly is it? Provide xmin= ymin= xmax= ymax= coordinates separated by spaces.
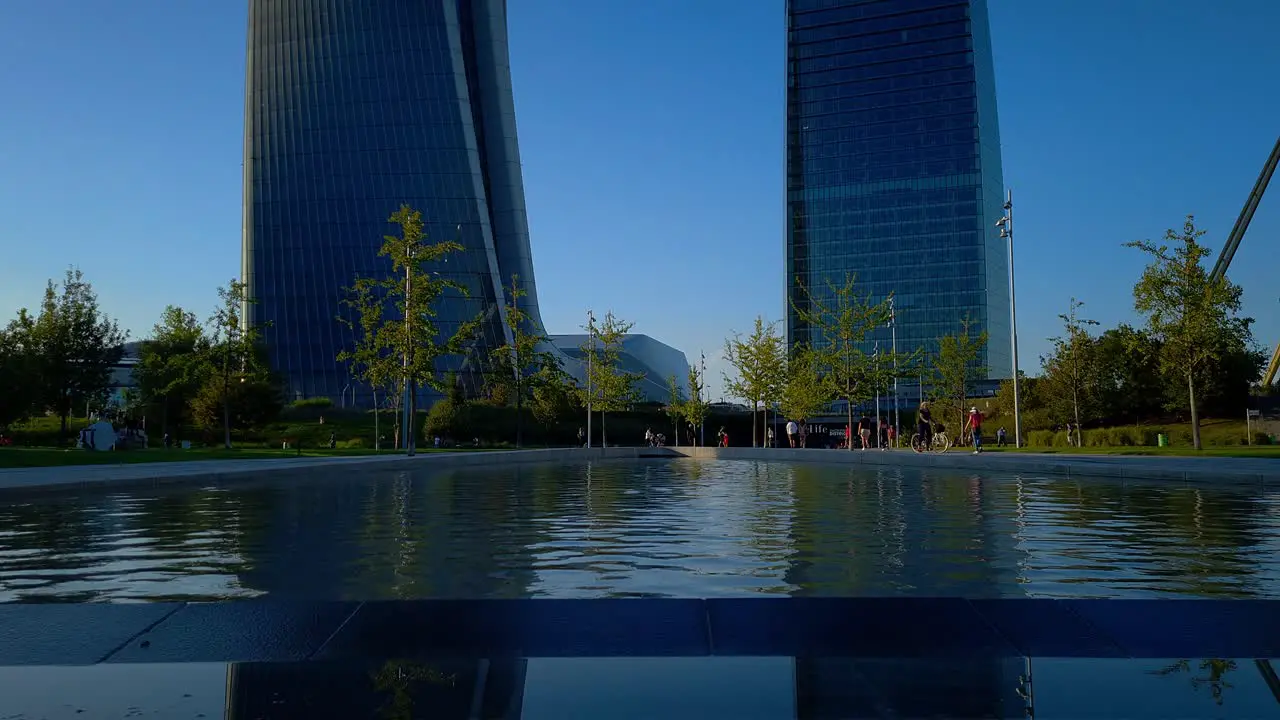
xmin=313 ymin=599 xmax=711 ymax=660
xmin=677 ymin=446 xmax=1280 ymax=485
xmin=967 ymin=598 xmax=1128 ymax=657
xmin=706 ymin=598 xmax=1020 ymax=657
xmin=5 ymin=656 xmax=1279 ymax=719
xmin=0 ymin=602 xmax=182 ymax=665
xmin=105 ymin=600 xmax=362 ymax=663
xmin=2 ymin=598 xmax=1280 ymax=667
xmin=1064 ymin=598 xmax=1280 ymax=658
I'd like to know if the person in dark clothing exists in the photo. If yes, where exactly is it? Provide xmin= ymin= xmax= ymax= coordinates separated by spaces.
xmin=858 ymin=415 xmax=871 ymax=450
xmin=916 ymin=402 xmax=934 ymax=450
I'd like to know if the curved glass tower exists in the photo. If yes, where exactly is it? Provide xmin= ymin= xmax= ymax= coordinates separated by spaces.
xmin=242 ymin=0 xmax=543 ymax=403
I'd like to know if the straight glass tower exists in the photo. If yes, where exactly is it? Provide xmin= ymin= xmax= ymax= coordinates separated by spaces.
xmin=242 ymin=0 xmax=543 ymax=404
xmin=785 ymin=0 xmax=1011 ymax=379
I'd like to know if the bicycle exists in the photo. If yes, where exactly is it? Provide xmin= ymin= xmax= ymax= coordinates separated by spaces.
xmin=910 ymin=426 xmax=951 ymax=454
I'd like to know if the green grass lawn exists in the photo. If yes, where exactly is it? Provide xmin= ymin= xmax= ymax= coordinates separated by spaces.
xmin=0 ymin=445 xmax=492 ymax=469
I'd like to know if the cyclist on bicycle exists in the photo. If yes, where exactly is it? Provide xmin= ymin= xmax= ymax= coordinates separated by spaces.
xmin=916 ymin=402 xmax=934 ymax=449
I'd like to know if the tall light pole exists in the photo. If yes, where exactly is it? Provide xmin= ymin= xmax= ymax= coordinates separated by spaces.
xmin=873 ymin=341 xmax=881 ymax=448
xmin=586 ymin=310 xmax=594 ymax=449
xmin=401 ymin=244 xmax=416 ymax=457
xmin=699 ymin=351 xmax=706 ymax=447
xmin=890 ymin=297 xmax=900 ymax=447
xmin=996 ymin=189 xmax=1022 ymax=448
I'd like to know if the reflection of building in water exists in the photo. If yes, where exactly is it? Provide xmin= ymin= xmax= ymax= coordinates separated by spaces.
xmin=226 ymin=659 xmax=526 ymax=719
xmin=233 ymin=467 xmax=544 ymax=599
xmin=794 ymin=658 xmax=1025 ymax=719
xmin=784 ymin=467 xmax=1024 ymax=717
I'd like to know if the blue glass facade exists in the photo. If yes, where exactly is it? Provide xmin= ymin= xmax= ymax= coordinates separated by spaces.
xmin=242 ymin=0 xmax=544 ymax=403
xmin=785 ymin=0 xmax=1011 ymax=379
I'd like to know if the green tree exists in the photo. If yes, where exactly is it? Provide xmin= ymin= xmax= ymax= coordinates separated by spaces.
xmin=29 ymin=268 xmax=127 ymax=440
xmin=679 ymin=364 xmax=710 ymax=446
xmin=0 ymin=313 xmax=42 ymax=429
xmin=933 ymin=315 xmax=988 ymax=436
xmin=190 ymin=376 xmax=282 ymax=434
xmin=489 ymin=274 xmax=561 ymax=448
xmin=337 ymin=204 xmax=480 ymax=453
xmin=723 ymin=316 xmax=786 ymax=447
xmin=136 ymin=305 xmax=211 ymax=439
xmin=529 ymin=363 xmax=577 ymax=438
xmin=1041 ymin=298 xmax=1100 ymax=445
xmin=208 ymin=279 xmax=272 ymax=448
xmin=1127 ymin=215 xmax=1254 ymax=450
xmin=778 ymin=345 xmax=829 ymax=426
xmin=578 ymin=311 xmax=642 ymax=447
xmin=792 ymin=273 xmax=912 ymax=449
xmin=993 ymin=371 xmax=1051 ymax=432
xmin=663 ymin=374 xmax=686 ymax=445
xmin=1093 ymin=324 xmax=1164 ymax=425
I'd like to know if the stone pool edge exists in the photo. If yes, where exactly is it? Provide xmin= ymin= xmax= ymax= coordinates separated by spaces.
xmin=672 ymin=446 xmax=1279 ymax=487
xmin=0 ymin=447 xmax=660 ymax=495
xmin=0 ymin=445 xmax=1274 ymax=494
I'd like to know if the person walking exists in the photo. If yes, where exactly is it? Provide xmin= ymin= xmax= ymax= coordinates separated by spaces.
xmin=965 ymin=407 xmax=986 ymax=454
xmin=997 ymin=426 xmax=1007 ymax=447
xmin=786 ymin=419 xmax=798 ymax=448
xmin=858 ymin=414 xmax=871 ymax=451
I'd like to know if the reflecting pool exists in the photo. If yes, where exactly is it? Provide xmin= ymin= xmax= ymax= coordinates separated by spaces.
xmin=0 ymin=459 xmax=1277 ymax=602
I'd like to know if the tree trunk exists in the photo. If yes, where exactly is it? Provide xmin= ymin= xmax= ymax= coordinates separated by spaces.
xmin=407 ymin=380 xmax=417 ymax=455
xmin=1072 ymin=386 xmax=1081 ymax=449
xmin=516 ymin=380 xmax=523 ymax=449
xmin=846 ymin=399 xmax=854 ymax=451
xmin=751 ymin=402 xmax=758 ymax=448
xmin=1188 ymin=372 xmax=1201 ymax=450
xmin=59 ymin=393 xmax=69 ymax=443
xmin=602 ymin=412 xmax=607 ymax=447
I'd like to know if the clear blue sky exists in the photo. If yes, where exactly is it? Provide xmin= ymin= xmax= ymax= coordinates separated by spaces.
xmin=2 ymin=0 xmax=1277 ymax=400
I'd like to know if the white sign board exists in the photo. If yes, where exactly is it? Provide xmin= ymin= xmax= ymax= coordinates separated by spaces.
xmin=1248 ymin=409 xmax=1261 ymax=418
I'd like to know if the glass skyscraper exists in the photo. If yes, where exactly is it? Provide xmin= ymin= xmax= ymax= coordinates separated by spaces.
xmin=785 ymin=0 xmax=1011 ymax=379
xmin=242 ymin=0 xmax=543 ymax=403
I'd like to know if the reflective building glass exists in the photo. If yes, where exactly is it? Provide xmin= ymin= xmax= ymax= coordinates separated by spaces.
xmin=242 ymin=0 xmax=544 ymax=403
xmin=785 ymin=0 xmax=1011 ymax=378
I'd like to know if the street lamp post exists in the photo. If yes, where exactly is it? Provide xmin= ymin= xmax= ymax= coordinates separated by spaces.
xmin=874 ymin=341 xmax=881 ymax=448
xmin=997 ymin=189 xmax=1022 ymax=448
xmin=699 ymin=352 xmax=706 ymax=447
xmin=890 ymin=297 xmax=900 ymax=447
xmin=401 ymin=245 xmax=416 ymax=457
xmin=586 ymin=310 xmax=594 ymax=449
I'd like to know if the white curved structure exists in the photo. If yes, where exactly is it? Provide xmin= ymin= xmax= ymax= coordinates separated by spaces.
xmin=548 ymin=334 xmax=691 ymax=404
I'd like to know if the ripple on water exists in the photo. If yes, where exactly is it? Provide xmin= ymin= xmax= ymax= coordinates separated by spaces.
xmin=0 ymin=458 xmax=1277 ymax=601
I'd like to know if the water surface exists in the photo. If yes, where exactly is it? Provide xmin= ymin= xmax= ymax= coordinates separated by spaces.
xmin=0 ymin=459 xmax=1276 ymax=602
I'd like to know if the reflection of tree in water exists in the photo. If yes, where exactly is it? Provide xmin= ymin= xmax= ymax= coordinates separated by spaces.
xmin=372 ymin=660 xmax=457 ymax=720
xmin=1152 ymin=658 xmax=1237 ymax=705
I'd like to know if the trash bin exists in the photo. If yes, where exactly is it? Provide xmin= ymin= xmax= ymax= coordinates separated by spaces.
xmin=1157 ymin=433 xmax=1168 ymax=447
